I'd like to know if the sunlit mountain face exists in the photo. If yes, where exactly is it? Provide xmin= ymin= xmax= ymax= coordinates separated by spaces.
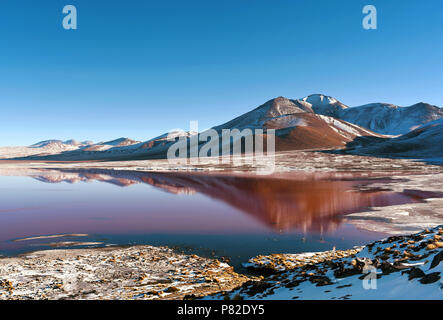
xmin=0 ymin=168 xmax=441 ymax=268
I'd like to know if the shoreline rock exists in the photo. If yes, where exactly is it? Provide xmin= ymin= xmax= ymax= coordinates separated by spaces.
xmin=0 ymin=245 xmax=251 ymax=300
xmin=243 ymin=247 xmax=364 ymax=273
xmin=1 ymin=226 xmax=442 ymax=300
xmin=204 ymin=225 xmax=443 ymax=300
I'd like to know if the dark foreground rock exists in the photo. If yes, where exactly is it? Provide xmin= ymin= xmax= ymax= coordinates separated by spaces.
xmin=203 ymin=226 xmax=443 ymax=300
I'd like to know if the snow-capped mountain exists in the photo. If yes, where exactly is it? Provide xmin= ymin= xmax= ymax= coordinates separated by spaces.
xmin=30 ymin=139 xmax=94 ymax=148
xmin=339 ymin=118 xmax=443 ymax=161
xmin=0 ymin=139 xmax=93 ymax=159
xmin=101 ymin=138 xmax=139 ymax=146
xmin=339 ymin=102 xmax=442 ymax=135
xmin=3 ymin=97 xmax=382 ymax=161
xmin=1 ymin=94 xmax=441 ymax=162
xmin=82 ymin=138 xmax=140 ymax=152
xmin=211 ymin=96 xmax=381 ymax=151
xmin=300 ymin=94 xmax=348 ymax=117
xmin=300 ymin=94 xmax=443 ymax=135
xmin=30 ymin=140 xmax=61 ymax=148
xmin=0 ymin=131 xmax=198 ymax=161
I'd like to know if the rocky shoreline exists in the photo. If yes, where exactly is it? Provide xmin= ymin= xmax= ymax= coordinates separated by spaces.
xmin=243 ymin=247 xmax=364 ymax=273
xmin=205 ymin=225 xmax=443 ymax=300
xmin=0 ymin=245 xmax=251 ymax=300
xmin=1 ymin=226 xmax=442 ymax=300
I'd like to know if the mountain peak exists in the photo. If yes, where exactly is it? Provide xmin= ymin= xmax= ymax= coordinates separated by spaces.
xmin=301 ymin=94 xmax=346 ymax=108
xmin=64 ymin=139 xmax=81 ymax=146
xmin=102 ymin=137 xmax=139 ymax=146
xmin=30 ymin=139 xmax=92 ymax=148
xmin=299 ymin=94 xmax=348 ymax=117
xmin=408 ymin=102 xmax=440 ymax=110
xmin=260 ymin=96 xmax=313 ymax=118
xmin=30 ymin=140 xmax=63 ymax=148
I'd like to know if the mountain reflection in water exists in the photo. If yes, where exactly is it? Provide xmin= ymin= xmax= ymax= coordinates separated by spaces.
xmin=29 ymin=169 xmax=440 ymax=233
xmin=1 ymin=168 xmax=442 ymax=266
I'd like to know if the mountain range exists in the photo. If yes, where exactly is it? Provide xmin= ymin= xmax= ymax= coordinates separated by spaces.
xmin=1 ymin=94 xmax=441 ymax=162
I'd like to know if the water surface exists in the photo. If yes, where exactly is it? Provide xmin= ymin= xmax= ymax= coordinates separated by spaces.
xmin=0 ymin=168 xmax=440 ymax=270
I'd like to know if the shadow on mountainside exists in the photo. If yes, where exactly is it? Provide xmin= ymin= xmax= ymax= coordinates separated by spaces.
xmin=323 ymin=132 xmax=443 ymax=165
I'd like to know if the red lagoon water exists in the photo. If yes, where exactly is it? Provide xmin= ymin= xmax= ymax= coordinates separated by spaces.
xmin=0 ymin=169 xmax=440 ymax=269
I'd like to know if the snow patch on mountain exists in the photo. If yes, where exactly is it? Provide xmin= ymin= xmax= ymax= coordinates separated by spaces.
xmin=100 ymin=138 xmax=140 ymax=147
xmin=300 ymin=94 xmax=348 ymax=117
xmin=304 ymin=97 xmax=443 ymax=135
xmin=340 ymin=118 xmax=443 ymax=161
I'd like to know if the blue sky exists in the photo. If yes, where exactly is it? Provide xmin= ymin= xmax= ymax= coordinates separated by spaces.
xmin=0 ymin=0 xmax=442 ymax=145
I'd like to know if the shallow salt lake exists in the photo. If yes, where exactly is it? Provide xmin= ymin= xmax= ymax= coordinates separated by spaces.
xmin=0 ymin=169 xmax=440 ymax=270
